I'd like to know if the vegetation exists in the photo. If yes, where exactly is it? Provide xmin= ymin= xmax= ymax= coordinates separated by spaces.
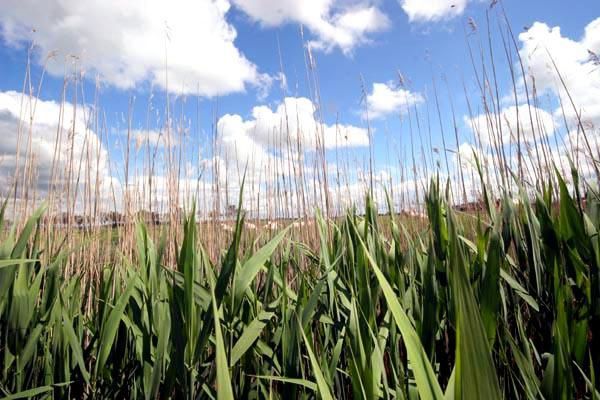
xmin=0 ymin=166 xmax=599 ymax=399
xmin=1 ymin=5 xmax=599 ymax=398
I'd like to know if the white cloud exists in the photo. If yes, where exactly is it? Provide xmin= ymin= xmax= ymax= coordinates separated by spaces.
xmin=455 ymin=142 xmax=490 ymax=170
xmin=566 ymin=128 xmax=600 ymax=158
xmin=466 ymin=105 xmax=555 ymax=146
xmin=0 ymin=91 xmax=370 ymax=218
xmin=0 ymin=90 xmax=110 ymax=203
xmin=365 ymin=82 xmax=424 ymax=119
xmin=0 ymin=0 xmax=263 ymax=96
xmin=215 ymin=96 xmax=369 ymax=184
xmin=453 ymin=18 xmax=600 ymax=201
xmin=518 ymin=18 xmax=600 ymax=128
xmin=583 ymin=18 xmax=600 ymax=53
xmin=218 ymin=96 xmax=368 ymax=154
xmin=399 ymin=0 xmax=469 ymax=22
xmin=452 ymin=127 xmax=600 ymax=204
xmin=216 ymin=113 xmax=277 ymax=177
xmin=231 ymin=0 xmax=389 ymax=54
xmin=132 ymin=130 xmax=178 ymax=150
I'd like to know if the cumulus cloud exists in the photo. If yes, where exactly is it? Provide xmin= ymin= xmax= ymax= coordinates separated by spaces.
xmin=232 ymin=0 xmax=389 ymax=54
xmin=0 ymin=0 xmax=263 ymax=96
xmin=455 ymin=142 xmax=491 ymax=170
xmin=399 ymin=0 xmax=469 ymax=22
xmin=0 ymin=91 xmax=370 ymax=217
xmin=584 ymin=18 xmax=600 ymax=53
xmin=132 ymin=130 xmax=178 ymax=150
xmin=217 ymin=96 xmax=368 ymax=164
xmin=0 ymin=90 xmax=110 ymax=203
xmin=453 ymin=18 xmax=600 ymax=201
xmin=452 ymin=127 xmax=600 ymax=205
xmin=213 ymin=96 xmax=369 ymax=196
xmin=465 ymin=105 xmax=556 ymax=146
xmin=518 ymin=18 xmax=600 ymax=128
xmin=365 ymin=82 xmax=424 ymax=119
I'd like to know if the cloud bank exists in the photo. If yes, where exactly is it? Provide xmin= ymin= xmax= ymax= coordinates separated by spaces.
xmin=0 ymin=0 xmax=263 ymax=96
xmin=232 ymin=0 xmax=389 ymax=54
xmin=399 ymin=0 xmax=470 ymax=22
xmin=365 ymin=82 xmax=424 ymax=119
xmin=518 ymin=18 xmax=600 ymax=128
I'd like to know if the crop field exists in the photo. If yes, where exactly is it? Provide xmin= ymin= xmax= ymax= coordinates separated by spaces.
xmin=1 ymin=1 xmax=600 ymax=399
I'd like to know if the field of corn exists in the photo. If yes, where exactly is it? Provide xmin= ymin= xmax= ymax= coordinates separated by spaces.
xmin=0 ymin=167 xmax=599 ymax=399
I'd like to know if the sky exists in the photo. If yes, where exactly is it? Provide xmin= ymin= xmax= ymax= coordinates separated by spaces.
xmin=0 ymin=0 xmax=599 ymax=216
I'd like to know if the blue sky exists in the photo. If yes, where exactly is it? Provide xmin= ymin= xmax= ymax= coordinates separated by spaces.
xmin=0 ymin=0 xmax=599 ymax=214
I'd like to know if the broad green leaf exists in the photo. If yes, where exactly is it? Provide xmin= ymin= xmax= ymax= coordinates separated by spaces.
xmin=96 ymin=274 xmax=138 ymax=374
xmin=447 ymin=212 xmax=502 ymax=400
xmin=353 ymin=222 xmax=444 ymax=400
xmin=253 ymin=375 xmax=318 ymax=392
xmin=234 ymin=227 xmax=289 ymax=307
xmin=211 ymin=285 xmax=234 ymax=400
xmin=0 ymin=259 xmax=37 ymax=269
xmin=298 ymin=318 xmax=334 ymax=400
xmin=230 ymin=311 xmax=274 ymax=367
xmin=2 ymin=385 xmax=53 ymax=399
